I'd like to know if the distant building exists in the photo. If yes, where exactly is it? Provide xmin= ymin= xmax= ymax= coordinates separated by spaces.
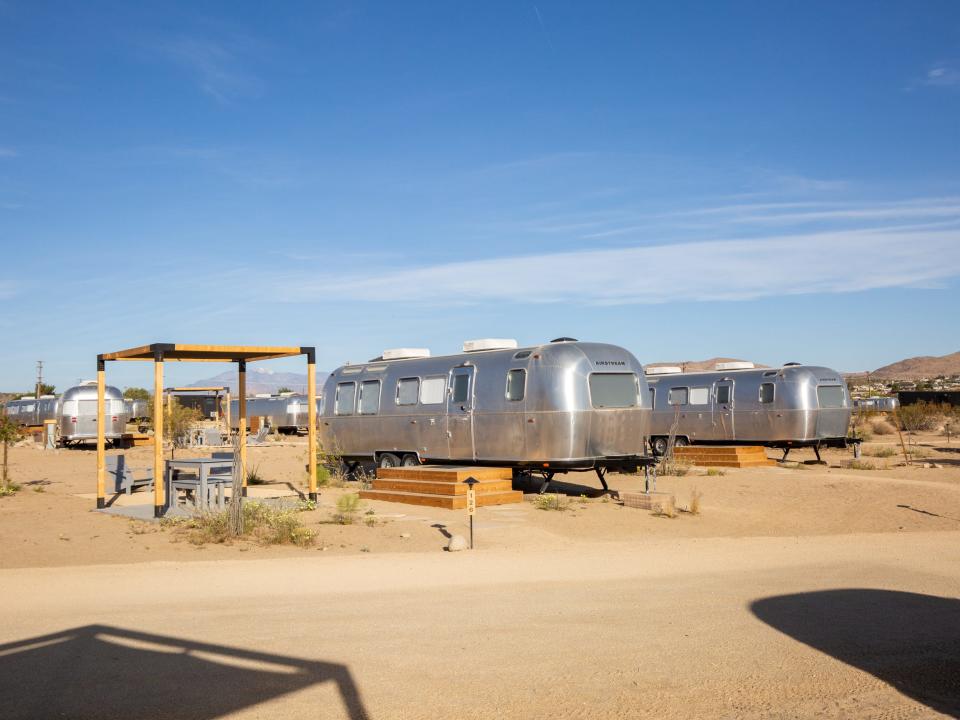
xmin=897 ymin=390 xmax=960 ymax=407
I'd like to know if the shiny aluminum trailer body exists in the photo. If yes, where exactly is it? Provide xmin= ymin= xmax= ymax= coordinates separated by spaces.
xmin=2 ymin=396 xmax=59 ymax=426
xmin=647 ymin=365 xmax=852 ymax=452
xmin=58 ymin=383 xmax=129 ymax=444
xmin=318 ymin=341 xmax=651 ymax=472
xmin=228 ymin=395 xmax=319 ymax=433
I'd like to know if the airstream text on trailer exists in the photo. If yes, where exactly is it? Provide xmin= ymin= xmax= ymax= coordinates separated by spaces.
xmin=318 ymin=338 xmax=655 ymax=491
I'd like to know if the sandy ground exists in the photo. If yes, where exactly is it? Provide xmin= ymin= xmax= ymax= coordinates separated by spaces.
xmin=1 ymin=435 xmax=959 ymax=718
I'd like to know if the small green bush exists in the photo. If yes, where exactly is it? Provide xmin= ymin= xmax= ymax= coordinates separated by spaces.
xmin=848 ymin=460 xmax=878 ymax=471
xmin=178 ymin=502 xmax=315 ymax=547
xmin=865 ymin=446 xmax=896 ymax=458
xmin=706 ymin=468 xmax=726 ymax=477
xmin=533 ymin=493 xmax=569 ymax=511
xmin=334 ymin=493 xmax=362 ymax=524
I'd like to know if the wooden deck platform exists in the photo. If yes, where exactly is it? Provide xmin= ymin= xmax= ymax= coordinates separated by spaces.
xmin=672 ymin=446 xmax=776 ymax=468
xmin=359 ymin=466 xmax=523 ymax=509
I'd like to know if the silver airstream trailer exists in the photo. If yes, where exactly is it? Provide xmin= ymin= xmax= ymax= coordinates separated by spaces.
xmin=318 ymin=338 xmax=654 ymax=490
xmin=646 ymin=362 xmax=855 ymax=460
xmin=2 ymin=395 xmax=59 ymax=427
xmin=228 ymin=394 xmax=320 ymax=434
xmin=58 ymin=382 xmax=130 ymax=446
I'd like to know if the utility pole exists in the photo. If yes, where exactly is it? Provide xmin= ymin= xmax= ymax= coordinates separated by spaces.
xmin=35 ymin=360 xmax=44 ymax=398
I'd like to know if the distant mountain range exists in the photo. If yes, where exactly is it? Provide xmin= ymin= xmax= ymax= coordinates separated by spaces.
xmin=850 ymin=351 xmax=960 ymax=380
xmin=186 ymin=368 xmax=326 ymax=395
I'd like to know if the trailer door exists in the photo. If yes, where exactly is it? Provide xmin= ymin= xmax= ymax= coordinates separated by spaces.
xmin=713 ymin=380 xmax=735 ymax=440
xmin=447 ymin=367 xmax=476 ymax=461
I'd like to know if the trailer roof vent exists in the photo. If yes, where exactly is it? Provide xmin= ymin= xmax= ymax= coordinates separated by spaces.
xmin=645 ymin=366 xmax=683 ymax=375
xmin=550 ymin=337 xmax=578 ymax=343
xmin=783 ymin=361 xmax=801 ymax=366
xmin=79 ymin=380 xmax=97 ymax=386
xmin=39 ymin=394 xmax=56 ymax=398
xmin=19 ymin=395 xmax=36 ymax=400
xmin=255 ymin=393 xmax=272 ymax=398
xmin=462 ymin=338 xmax=518 ymax=353
xmin=381 ymin=348 xmax=431 ymax=361
xmin=715 ymin=361 xmax=754 ymax=371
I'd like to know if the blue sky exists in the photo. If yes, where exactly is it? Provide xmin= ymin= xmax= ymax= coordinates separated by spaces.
xmin=1 ymin=1 xmax=959 ymax=391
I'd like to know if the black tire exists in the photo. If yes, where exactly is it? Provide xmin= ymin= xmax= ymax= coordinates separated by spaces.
xmin=401 ymin=454 xmax=419 ymax=467
xmin=652 ymin=437 xmax=668 ymax=456
xmin=675 ymin=437 xmax=689 ymax=447
xmin=378 ymin=453 xmax=401 ymax=468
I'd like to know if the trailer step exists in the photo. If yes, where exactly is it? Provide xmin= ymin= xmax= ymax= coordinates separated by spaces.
xmin=672 ymin=446 xmax=776 ymax=468
xmin=376 ymin=465 xmax=512 ymax=482
xmin=358 ymin=488 xmax=523 ymax=509
xmin=371 ymin=478 xmax=514 ymax=496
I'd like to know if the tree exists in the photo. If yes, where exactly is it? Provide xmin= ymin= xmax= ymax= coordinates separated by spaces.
xmin=146 ymin=397 xmax=201 ymax=458
xmin=124 ymin=387 xmax=151 ymax=401
xmin=276 ymin=387 xmax=293 ymax=394
xmin=0 ymin=414 xmax=20 ymax=492
xmin=37 ymin=383 xmax=55 ymax=396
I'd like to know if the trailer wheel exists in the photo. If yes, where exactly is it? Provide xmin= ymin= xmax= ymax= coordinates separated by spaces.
xmin=401 ymin=454 xmax=420 ymax=467
xmin=674 ymin=437 xmax=689 ymax=447
xmin=378 ymin=453 xmax=401 ymax=468
xmin=651 ymin=437 xmax=668 ymax=456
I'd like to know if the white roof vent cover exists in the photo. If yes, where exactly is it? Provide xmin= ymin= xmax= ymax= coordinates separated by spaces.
xmin=715 ymin=361 xmax=755 ymax=371
xmin=382 ymin=348 xmax=431 ymax=360
xmin=645 ymin=366 xmax=683 ymax=375
xmin=462 ymin=338 xmax=518 ymax=353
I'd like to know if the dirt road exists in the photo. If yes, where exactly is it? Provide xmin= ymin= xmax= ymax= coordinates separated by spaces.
xmin=3 ymin=532 xmax=959 ymax=719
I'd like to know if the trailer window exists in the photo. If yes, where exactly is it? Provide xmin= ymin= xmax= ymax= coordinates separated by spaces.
xmin=420 ymin=377 xmax=445 ymax=405
xmin=359 ymin=380 xmax=381 ymax=415
xmin=589 ymin=373 xmax=638 ymax=408
xmin=506 ymin=369 xmax=526 ymax=401
xmin=759 ymin=383 xmax=775 ymax=404
xmin=396 ymin=378 xmax=419 ymax=406
xmin=817 ymin=385 xmax=845 ymax=408
xmin=716 ymin=385 xmax=730 ymax=405
xmin=668 ymin=387 xmax=688 ymax=406
xmin=452 ymin=373 xmax=470 ymax=404
xmin=334 ymin=382 xmax=356 ymax=415
xmin=689 ymin=387 xmax=709 ymax=405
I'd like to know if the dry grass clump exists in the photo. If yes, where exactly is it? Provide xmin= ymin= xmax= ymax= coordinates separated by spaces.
xmin=658 ymin=458 xmax=693 ymax=477
xmin=333 ymin=493 xmax=362 ymax=524
xmin=534 ymin=493 xmax=569 ymax=511
xmin=870 ymin=419 xmax=896 ymax=436
xmin=680 ymin=488 xmax=703 ymax=516
xmin=0 ymin=483 xmax=20 ymax=497
xmin=898 ymin=402 xmax=948 ymax=432
xmin=174 ymin=501 xmax=315 ymax=547
xmin=651 ymin=500 xmax=677 ymax=518
xmin=864 ymin=446 xmax=896 ymax=458
xmin=705 ymin=468 xmax=726 ymax=477
xmin=848 ymin=459 xmax=878 ymax=471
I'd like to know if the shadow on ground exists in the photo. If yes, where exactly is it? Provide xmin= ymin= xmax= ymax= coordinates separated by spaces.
xmin=0 ymin=625 xmax=369 ymax=720
xmin=751 ymin=589 xmax=960 ymax=717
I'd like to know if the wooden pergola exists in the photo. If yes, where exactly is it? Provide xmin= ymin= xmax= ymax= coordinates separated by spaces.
xmin=96 ymin=344 xmax=318 ymax=517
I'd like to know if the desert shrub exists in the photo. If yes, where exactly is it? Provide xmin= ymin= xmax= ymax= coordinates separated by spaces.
xmin=848 ymin=460 xmax=878 ymax=471
xmin=334 ymin=493 xmax=362 ymax=524
xmin=658 ymin=458 xmax=692 ymax=477
xmin=652 ymin=501 xmax=677 ymax=518
xmin=178 ymin=502 xmax=315 ymax=547
xmin=865 ymin=446 xmax=896 ymax=458
xmin=315 ymin=464 xmax=331 ymax=487
xmin=870 ymin=419 xmax=895 ymax=436
xmin=533 ymin=493 xmax=569 ymax=511
xmin=898 ymin=402 xmax=944 ymax=432
xmin=706 ymin=468 xmax=726 ymax=477
xmin=246 ymin=463 xmax=265 ymax=485
xmin=687 ymin=488 xmax=702 ymax=515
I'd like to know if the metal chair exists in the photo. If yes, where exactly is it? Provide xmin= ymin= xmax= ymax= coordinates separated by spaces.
xmin=105 ymin=455 xmax=154 ymax=495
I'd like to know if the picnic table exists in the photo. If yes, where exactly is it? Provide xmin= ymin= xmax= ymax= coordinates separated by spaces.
xmin=165 ymin=457 xmax=235 ymax=511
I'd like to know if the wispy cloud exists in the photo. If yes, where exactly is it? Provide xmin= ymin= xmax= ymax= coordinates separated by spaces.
xmin=923 ymin=61 xmax=960 ymax=88
xmin=156 ymin=34 xmax=261 ymax=103
xmin=276 ymin=223 xmax=960 ymax=306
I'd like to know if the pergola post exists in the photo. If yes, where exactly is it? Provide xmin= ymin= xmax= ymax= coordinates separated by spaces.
xmin=224 ymin=389 xmax=231 ymax=440
xmin=307 ymin=349 xmax=318 ymax=502
xmin=238 ymin=360 xmax=247 ymax=496
xmin=96 ymin=357 xmax=106 ymax=509
xmin=153 ymin=349 xmax=165 ymax=517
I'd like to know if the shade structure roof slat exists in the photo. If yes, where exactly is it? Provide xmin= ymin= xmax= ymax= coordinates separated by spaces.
xmin=100 ymin=344 xmax=308 ymax=362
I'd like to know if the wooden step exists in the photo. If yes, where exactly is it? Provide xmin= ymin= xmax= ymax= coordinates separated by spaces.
xmin=671 ymin=446 xmax=776 ymax=468
xmin=377 ymin=465 xmax=512 ymax=482
xmin=358 ymin=489 xmax=523 ymax=509
xmin=370 ymin=478 xmax=514 ymax=496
